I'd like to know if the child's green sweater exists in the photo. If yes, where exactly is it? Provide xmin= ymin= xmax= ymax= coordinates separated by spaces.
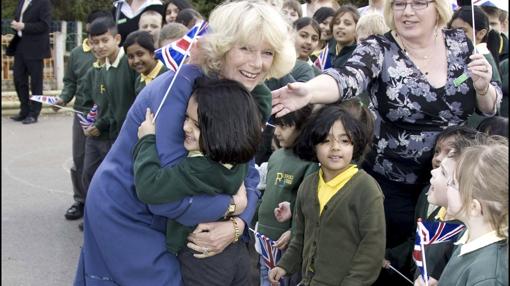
xmin=133 ymin=134 xmax=248 ymax=254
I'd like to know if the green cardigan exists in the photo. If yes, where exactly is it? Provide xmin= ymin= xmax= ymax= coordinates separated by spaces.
xmin=59 ymin=42 xmax=96 ymax=112
xmin=133 ymin=134 xmax=247 ymax=254
xmin=134 ymin=64 xmax=169 ymax=95
xmin=278 ymin=170 xmax=386 ymax=286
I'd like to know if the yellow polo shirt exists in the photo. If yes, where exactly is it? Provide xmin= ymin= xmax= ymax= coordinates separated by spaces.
xmin=317 ymin=164 xmax=358 ymax=214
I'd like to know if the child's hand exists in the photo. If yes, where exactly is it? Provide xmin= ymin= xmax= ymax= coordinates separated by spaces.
xmin=232 ymin=184 xmax=247 ymax=215
xmin=268 ymin=266 xmax=287 ymax=285
xmin=274 ymin=230 xmax=291 ymax=250
xmin=84 ymin=125 xmax=100 ymax=137
xmin=414 ymin=276 xmax=438 ymax=286
xmin=274 ymin=201 xmax=291 ymax=222
xmin=138 ymin=108 xmax=156 ymax=139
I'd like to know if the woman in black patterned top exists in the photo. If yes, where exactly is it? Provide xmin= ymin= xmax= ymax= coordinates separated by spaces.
xmin=271 ymin=0 xmax=502 ymax=284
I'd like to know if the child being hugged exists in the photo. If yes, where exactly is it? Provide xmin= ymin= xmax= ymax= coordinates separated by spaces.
xmin=256 ymin=104 xmax=318 ymax=286
xmin=437 ymin=136 xmax=508 ymax=286
xmin=124 ymin=30 xmax=168 ymax=96
xmin=269 ymin=105 xmax=386 ymax=286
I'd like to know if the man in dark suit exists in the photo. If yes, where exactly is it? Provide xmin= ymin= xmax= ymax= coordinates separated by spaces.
xmin=7 ymin=0 xmax=52 ymax=124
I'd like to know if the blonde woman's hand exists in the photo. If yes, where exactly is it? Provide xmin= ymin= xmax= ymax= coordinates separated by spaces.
xmin=272 ymin=82 xmax=312 ymax=118
xmin=468 ymin=53 xmax=492 ymax=94
xmin=414 ymin=276 xmax=438 ymax=286
xmin=138 ymin=108 xmax=155 ymax=139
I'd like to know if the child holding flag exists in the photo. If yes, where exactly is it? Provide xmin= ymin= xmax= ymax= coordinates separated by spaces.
xmin=269 ymin=105 xmax=385 ymax=286
xmin=437 ymin=136 xmax=508 ymax=285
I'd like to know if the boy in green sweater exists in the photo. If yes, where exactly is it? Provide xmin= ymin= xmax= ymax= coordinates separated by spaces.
xmin=53 ymin=10 xmax=111 ymax=222
xmin=256 ymin=104 xmax=318 ymax=286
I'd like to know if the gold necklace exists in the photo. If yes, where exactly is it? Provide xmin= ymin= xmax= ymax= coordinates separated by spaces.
xmin=395 ymin=31 xmax=438 ymax=75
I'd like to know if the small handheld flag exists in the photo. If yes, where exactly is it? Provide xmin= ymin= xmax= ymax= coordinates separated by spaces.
xmin=30 ymin=95 xmax=83 ymax=114
xmin=413 ymin=219 xmax=465 ymax=285
xmin=313 ymin=45 xmax=332 ymax=71
xmin=76 ymin=104 xmax=97 ymax=129
xmin=250 ymin=228 xmax=282 ymax=270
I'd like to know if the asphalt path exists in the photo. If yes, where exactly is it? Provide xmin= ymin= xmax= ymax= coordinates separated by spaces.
xmin=2 ymin=113 xmax=82 ymax=286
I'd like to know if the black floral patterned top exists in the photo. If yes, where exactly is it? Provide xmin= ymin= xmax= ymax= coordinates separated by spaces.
xmin=324 ymin=29 xmax=502 ymax=185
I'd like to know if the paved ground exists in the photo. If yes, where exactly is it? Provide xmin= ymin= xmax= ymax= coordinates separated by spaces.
xmin=2 ymin=112 xmax=82 ymax=286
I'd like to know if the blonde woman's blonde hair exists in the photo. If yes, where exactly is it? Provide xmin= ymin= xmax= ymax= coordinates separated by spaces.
xmin=199 ymin=0 xmax=296 ymax=80
xmin=356 ymin=12 xmax=389 ymax=41
xmin=383 ymin=0 xmax=453 ymax=31
xmin=455 ymin=136 xmax=508 ymax=239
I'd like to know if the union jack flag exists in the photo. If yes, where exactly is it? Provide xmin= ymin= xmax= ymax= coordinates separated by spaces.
xmin=413 ymin=219 xmax=465 ymax=282
xmin=77 ymin=104 xmax=97 ymax=128
xmin=313 ymin=45 xmax=332 ymax=71
xmin=29 ymin=95 xmax=59 ymax=105
xmin=253 ymin=229 xmax=282 ymax=270
xmin=154 ymin=20 xmax=208 ymax=71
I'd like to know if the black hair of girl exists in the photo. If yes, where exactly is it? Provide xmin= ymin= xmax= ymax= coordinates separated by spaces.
xmin=449 ymin=6 xmax=500 ymax=67
xmin=176 ymin=8 xmax=202 ymax=28
xmin=312 ymin=7 xmax=336 ymax=25
xmin=330 ymin=4 xmax=360 ymax=32
xmin=294 ymin=104 xmax=369 ymax=163
xmin=476 ymin=116 xmax=509 ymax=138
xmin=89 ymin=16 xmax=117 ymax=37
xmin=192 ymin=77 xmax=262 ymax=165
xmin=123 ymin=30 xmax=156 ymax=54
xmin=435 ymin=125 xmax=479 ymax=145
xmin=164 ymin=0 xmax=193 ymax=23
xmin=293 ymin=17 xmax=321 ymax=40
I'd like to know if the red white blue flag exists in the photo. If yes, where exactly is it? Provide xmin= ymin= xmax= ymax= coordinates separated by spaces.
xmin=314 ymin=45 xmax=332 ymax=71
xmin=154 ymin=20 xmax=208 ymax=71
xmin=29 ymin=95 xmax=59 ymax=105
xmin=413 ymin=219 xmax=465 ymax=282
xmin=253 ymin=229 xmax=282 ymax=270
xmin=77 ymin=104 xmax=97 ymax=128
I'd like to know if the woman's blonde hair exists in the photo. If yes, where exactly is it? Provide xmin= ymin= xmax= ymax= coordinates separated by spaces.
xmin=200 ymin=0 xmax=296 ymax=80
xmin=383 ymin=0 xmax=453 ymax=31
xmin=455 ymin=136 xmax=508 ymax=239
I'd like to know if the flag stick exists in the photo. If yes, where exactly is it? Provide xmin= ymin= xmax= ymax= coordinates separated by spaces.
xmin=388 ymin=265 xmax=414 ymax=285
xmin=152 ymin=21 xmax=204 ymax=122
xmin=29 ymin=98 xmax=84 ymax=114
xmin=421 ymin=237 xmax=430 ymax=286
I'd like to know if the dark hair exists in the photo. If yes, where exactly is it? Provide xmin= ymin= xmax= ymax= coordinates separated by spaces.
xmin=86 ymin=10 xmax=112 ymax=24
xmin=433 ymin=125 xmax=480 ymax=158
xmin=477 ymin=116 xmax=509 ymax=138
xmin=89 ymin=16 xmax=117 ymax=37
xmin=331 ymin=4 xmax=360 ymax=32
xmin=293 ymin=17 xmax=321 ymax=39
xmin=283 ymin=0 xmax=303 ymax=18
xmin=312 ymin=7 xmax=336 ymax=24
xmin=176 ymin=8 xmax=202 ymax=28
xmin=192 ymin=77 xmax=262 ymax=164
xmin=164 ymin=0 xmax=193 ymax=23
xmin=338 ymin=98 xmax=374 ymax=162
xmin=294 ymin=104 xmax=369 ymax=163
xmin=123 ymin=30 xmax=156 ymax=54
xmin=273 ymin=104 xmax=313 ymax=130
xmin=449 ymin=6 xmax=500 ymax=66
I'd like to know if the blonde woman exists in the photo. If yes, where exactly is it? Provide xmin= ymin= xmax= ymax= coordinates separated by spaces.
xmin=74 ymin=1 xmax=295 ymax=285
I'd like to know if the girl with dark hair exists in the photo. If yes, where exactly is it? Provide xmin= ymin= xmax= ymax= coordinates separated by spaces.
xmin=268 ymin=105 xmax=386 ymax=286
xmin=123 ymin=30 xmax=168 ymax=95
xmin=175 ymin=8 xmax=203 ymax=29
xmin=133 ymin=77 xmax=262 ymax=284
xmin=164 ymin=0 xmax=193 ymax=24
xmin=328 ymin=4 xmax=360 ymax=68
xmin=293 ymin=17 xmax=321 ymax=68
xmin=449 ymin=6 xmax=502 ymax=83
xmin=312 ymin=6 xmax=336 ymax=50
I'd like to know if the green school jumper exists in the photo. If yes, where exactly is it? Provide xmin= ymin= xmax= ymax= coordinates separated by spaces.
xmin=133 ymin=134 xmax=248 ymax=254
xmin=101 ymin=48 xmax=138 ymax=140
xmin=59 ymin=39 xmax=96 ymax=112
xmin=134 ymin=61 xmax=169 ymax=95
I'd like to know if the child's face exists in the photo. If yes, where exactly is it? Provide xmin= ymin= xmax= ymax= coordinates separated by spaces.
xmin=332 ymin=12 xmax=357 ymax=47
xmin=139 ymin=14 xmax=163 ymax=43
xmin=319 ymin=16 xmax=333 ymax=41
xmin=183 ymin=96 xmax=200 ymax=152
xmin=431 ymin=136 xmax=455 ymax=169
xmin=282 ymin=7 xmax=299 ymax=23
xmin=295 ymin=24 xmax=320 ymax=60
xmin=428 ymin=157 xmax=456 ymax=207
xmin=89 ymin=32 xmax=120 ymax=60
xmin=166 ymin=3 xmax=180 ymax=23
xmin=316 ymin=120 xmax=354 ymax=180
xmin=274 ymin=124 xmax=299 ymax=149
xmin=126 ymin=43 xmax=156 ymax=75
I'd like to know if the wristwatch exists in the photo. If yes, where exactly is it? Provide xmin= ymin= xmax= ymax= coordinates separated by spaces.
xmin=225 ymin=197 xmax=236 ymax=218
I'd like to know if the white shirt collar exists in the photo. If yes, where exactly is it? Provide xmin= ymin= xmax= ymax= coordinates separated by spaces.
xmin=114 ymin=0 xmax=162 ymax=19
xmin=456 ymin=230 xmax=506 ymax=256
xmin=105 ymin=48 xmax=125 ymax=70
